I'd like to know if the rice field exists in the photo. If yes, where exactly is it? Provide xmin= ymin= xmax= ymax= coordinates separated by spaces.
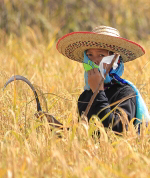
xmin=0 ymin=29 xmax=150 ymax=178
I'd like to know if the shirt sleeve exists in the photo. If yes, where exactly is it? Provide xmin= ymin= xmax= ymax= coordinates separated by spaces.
xmin=78 ymin=85 xmax=136 ymax=132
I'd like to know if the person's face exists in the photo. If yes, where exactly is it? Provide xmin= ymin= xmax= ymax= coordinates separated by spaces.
xmin=86 ymin=48 xmax=110 ymax=67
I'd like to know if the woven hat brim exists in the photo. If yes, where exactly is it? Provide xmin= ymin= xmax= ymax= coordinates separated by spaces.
xmin=56 ymin=32 xmax=145 ymax=63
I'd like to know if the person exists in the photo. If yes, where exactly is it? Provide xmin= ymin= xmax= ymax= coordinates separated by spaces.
xmin=56 ymin=26 xmax=150 ymax=133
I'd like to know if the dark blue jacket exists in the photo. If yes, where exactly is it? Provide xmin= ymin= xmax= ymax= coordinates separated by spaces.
xmin=78 ymin=81 xmax=136 ymax=132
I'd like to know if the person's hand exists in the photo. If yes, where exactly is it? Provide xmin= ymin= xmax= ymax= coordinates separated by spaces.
xmin=88 ymin=68 xmax=104 ymax=92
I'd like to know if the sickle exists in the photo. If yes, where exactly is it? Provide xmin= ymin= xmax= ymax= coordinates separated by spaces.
xmin=3 ymin=75 xmax=63 ymax=128
xmin=4 ymin=75 xmax=42 ymax=112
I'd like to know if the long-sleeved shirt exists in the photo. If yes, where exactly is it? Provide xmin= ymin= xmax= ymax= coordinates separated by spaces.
xmin=78 ymin=81 xmax=136 ymax=132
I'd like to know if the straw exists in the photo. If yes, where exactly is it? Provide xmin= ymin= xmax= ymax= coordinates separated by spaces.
xmin=56 ymin=26 xmax=145 ymax=63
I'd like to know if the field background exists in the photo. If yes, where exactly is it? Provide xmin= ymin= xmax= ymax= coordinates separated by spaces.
xmin=0 ymin=0 xmax=150 ymax=177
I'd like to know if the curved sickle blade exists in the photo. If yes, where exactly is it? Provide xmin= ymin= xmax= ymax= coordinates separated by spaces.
xmin=3 ymin=75 xmax=66 ymax=130
xmin=3 ymin=75 xmax=42 ymax=112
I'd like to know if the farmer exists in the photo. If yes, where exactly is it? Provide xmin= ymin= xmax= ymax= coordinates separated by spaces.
xmin=56 ymin=26 xmax=150 ymax=132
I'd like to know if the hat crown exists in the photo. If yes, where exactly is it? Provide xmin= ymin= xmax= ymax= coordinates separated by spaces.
xmin=92 ymin=26 xmax=120 ymax=37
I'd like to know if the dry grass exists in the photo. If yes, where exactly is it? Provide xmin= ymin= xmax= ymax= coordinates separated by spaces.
xmin=0 ymin=29 xmax=150 ymax=178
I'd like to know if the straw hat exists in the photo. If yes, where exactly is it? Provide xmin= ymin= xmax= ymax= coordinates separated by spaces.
xmin=56 ymin=26 xmax=145 ymax=63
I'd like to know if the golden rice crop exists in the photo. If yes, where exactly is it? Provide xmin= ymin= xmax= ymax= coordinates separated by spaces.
xmin=0 ymin=28 xmax=150 ymax=178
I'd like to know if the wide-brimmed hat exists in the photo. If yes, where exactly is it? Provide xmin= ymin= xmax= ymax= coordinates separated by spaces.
xmin=56 ymin=26 xmax=145 ymax=63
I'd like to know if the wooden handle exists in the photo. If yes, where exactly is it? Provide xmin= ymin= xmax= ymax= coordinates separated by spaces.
xmin=83 ymin=53 xmax=120 ymax=118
